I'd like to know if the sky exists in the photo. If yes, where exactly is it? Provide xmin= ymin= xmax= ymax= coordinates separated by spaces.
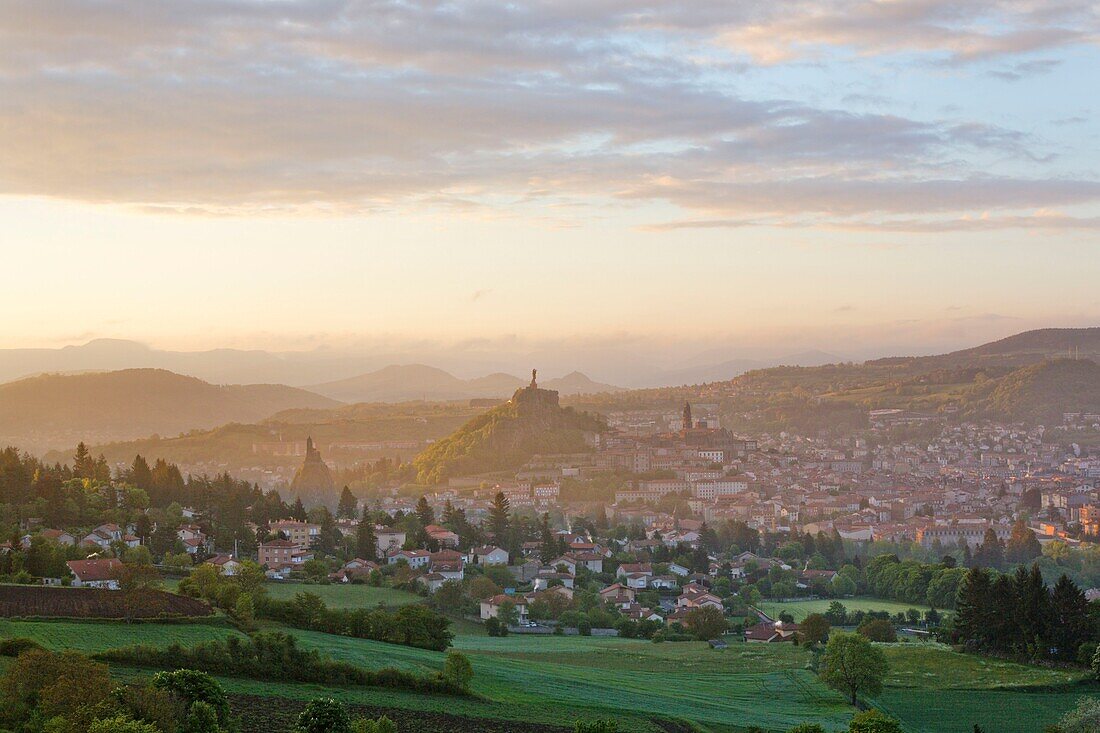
xmin=1 ymin=0 xmax=1098 ymax=366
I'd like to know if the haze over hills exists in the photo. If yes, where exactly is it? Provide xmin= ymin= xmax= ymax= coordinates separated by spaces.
xmin=0 ymin=338 xmax=850 ymax=390
xmin=308 ymin=366 xmax=623 ymax=403
xmin=0 ymin=369 xmax=339 ymax=454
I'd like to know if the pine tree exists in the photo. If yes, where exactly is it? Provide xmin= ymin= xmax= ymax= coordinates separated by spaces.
xmin=1013 ymin=563 xmax=1049 ymax=657
xmin=416 ymin=496 xmax=435 ymax=527
xmin=1006 ymin=519 xmax=1042 ymax=565
xmin=1048 ymin=574 xmax=1089 ymax=661
xmin=975 ymin=527 xmax=1004 ymax=570
xmin=73 ymin=442 xmax=95 ymax=480
xmin=130 ymin=455 xmax=153 ymax=490
xmin=292 ymin=496 xmax=307 ymax=521
xmin=955 ymin=567 xmax=994 ymax=649
xmin=356 ymin=506 xmax=378 ymax=560
xmin=336 ymin=486 xmax=358 ymax=519
xmin=539 ymin=513 xmax=556 ymax=564
xmin=988 ymin=574 xmax=1018 ymax=652
xmin=317 ymin=506 xmax=340 ymax=555
xmin=489 ymin=491 xmax=510 ymax=542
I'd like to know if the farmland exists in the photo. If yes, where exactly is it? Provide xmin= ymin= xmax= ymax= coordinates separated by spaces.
xmin=0 ymin=584 xmax=212 ymax=619
xmin=260 ymin=581 xmax=423 ymax=609
xmin=758 ymin=596 xmax=933 ymax=622
xmin=1 ymin=614 xmax=1096 ymax=732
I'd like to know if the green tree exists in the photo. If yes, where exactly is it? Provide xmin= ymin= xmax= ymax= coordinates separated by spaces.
xmin=847 ymin=709 xmax=903 ymax=733
xmin=683 ymin=605 xmax=727 ymax=640
xmin=151 ymin=670 xmax=230 ymax=725
xmin=819 ymin=632 xmax=888 ymax=705
xmin=801 ymin=613 xmax=831 ymax=645
xmin=296 ymin=697 xmax=351 ymax=733
xmin=337 ymin=486 xmax=358 ymax=519
xmin=182 ymin=701 xmax=221 ymax=733
xmin=356 ymin=507 xmax=379 ymax=560
xmin=1005 ymin=519 xmax=1042 ymax=564
xmin=489 ymin=492 xmax=511 ymax=543
xmin=1049 ymin=574 xmax=1089 ymax=661
xmin=856 ymin=618 xmax=896 ymax=643
xmin=443 ymin=651 xmax=474 ymax=690
xmin=88 ymin=716 xmax=161 ymax=733
xmin=954 ymin=567 xmax=994 ymax=648
xmin=415 ymin=496 xmax=435 ymax=527
xmin=352 ymin=717 xmax=397 ymax=733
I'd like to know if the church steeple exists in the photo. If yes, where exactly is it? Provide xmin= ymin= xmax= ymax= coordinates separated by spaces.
xmin=682 ymin=402 xmax=693 ymax=430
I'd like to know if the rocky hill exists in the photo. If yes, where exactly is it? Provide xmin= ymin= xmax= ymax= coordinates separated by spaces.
xmin=412 ymin=383 xmax=606 ymax=484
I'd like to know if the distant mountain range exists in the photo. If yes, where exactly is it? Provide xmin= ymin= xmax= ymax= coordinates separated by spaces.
xmin=0 ymin=369 xmax=338 ymax=453
xmin=0 ymin=338 xmax=844 ymax=390
xmin=871 ymin=328 xmax=1100 ymax=368
xmin=308 ymin=366 xmax=622 ymax=403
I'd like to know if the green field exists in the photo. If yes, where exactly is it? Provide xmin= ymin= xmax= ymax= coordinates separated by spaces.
xmin=0 ymin=618 xmax=242 ymax=652
xmin=161 ymin=579 xmax=424 ymax=609
xmin=260 ymin=582 xmax=423 ymax=609
xmin=2 ymin=615 xmax=1095 ymax=732
xmin=758 ymin=597 xmax=932 ymax=622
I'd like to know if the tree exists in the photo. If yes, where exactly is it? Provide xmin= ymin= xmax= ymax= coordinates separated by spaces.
xmin=113 ymin=562 xmax=163 ymax=622
xmin=182 ymin=701 xmax=222 ymax=733
xmin=574 ymin=722 xmax=618 ymax=733
xmin=74 ymin=442 xmax=95 ymax=480
xmin=1049 ymin=574 xmax=1089 ymax=661
xmin=1 ymin=649 xmax=114 ymax=732
xmin=151 ymin=670 xmax=230 ymax=725
xmin=416 ymin=496 xmax=435 ymax=527
xmin=88 ymin=716 xmax=160 ymax=733
xmin=801 ymin=613 xmax=831 ymax=645
xmin=856 ymin=619 xmax=896 ymax=643
xmin=974 ymin=527 xmax=1004 ymax=570
xmin=356 ymin=507 xmax=378 ymax=560
xmin=847 ymin=709 xmax=903 ymax=733
xmin=954 ymin=567 xmax=994 ymax=648
xmin=1005 ymin=519 xmax=1042 ymax=564
xmin=443 ymin=650 xmax=474 ymax=690
xmin=337 ymin=486 xmax=358 ymax=519
xmin=787 ymin=726 xmax=826 ymax=733
xmin=296 ymin=697 xmax=351 ymax=733
xmin=819 ymin=632 xmax=888 ymax=705
xmin=352 ymin=717 xmax=397 ymax=733
xmin=683 ymin=606 xmax=727 ymax=641
xmin=489 ymin=491 xmax=511 ymax=543
xmin=130 ymin=455 xmax=153 ymax=490
xmin=291 ymin=496 xmax=307 ymax=521
xmin=433 ymin=580 xmax=466 ymax=613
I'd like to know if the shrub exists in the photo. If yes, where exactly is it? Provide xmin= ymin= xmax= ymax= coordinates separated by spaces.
xmin=0 ymin=637 xmax=43 ymax=657
xmin=443 ymin=651 xmax=474 ymax=691
xmin=352 ymin=716 xmax=397 ymax=733
xmin=150 ymin=669 xmax=231 ymax=724
xmin=182 ymin=701 xmax=221 ymax=733
xmin=787 ymin=725 xmax=826 ymax=733
xmin=574 ymin=721 xmax=618 ymax=733
xmin=848 ymin=709 xmax=903 ymax=733
xmin=857 ymin=619 xmax=897 ymax=643
xmin=88 ymin=716 xmax=161 ymax=733
xmin=296 ymin=698 xmax=351 ymax=733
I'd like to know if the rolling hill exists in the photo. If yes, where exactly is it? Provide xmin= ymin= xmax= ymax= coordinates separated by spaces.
xmin=309 ymin=365 xmax=622 ymax=403
xmin=0 ymin=368 xmax=339 ymax=452
xmin=413 ymin=384 xmax=606 ymax=484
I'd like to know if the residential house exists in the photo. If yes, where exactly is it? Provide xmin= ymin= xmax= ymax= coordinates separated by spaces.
xmin=480 ymin=594 xmax=529 ymax=623
xmin=67 ymin=558 xmax=122 ymax=589
xmin=468 ymin=546 xmax=510 ymax=566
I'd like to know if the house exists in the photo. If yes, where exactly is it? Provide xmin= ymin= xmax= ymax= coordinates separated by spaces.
xmin=745 ymin=620 xmax=801 ymax=643
xmin=667 ymin=563 xmax=691 ymax=577
xmin=649 ymin=575 xmax=678 ymax=590
xmin=387 ymin=549 xmax=432 ymax=569
xmin=623 ymin=573 xmax=650 ymax=590
xmin=375 ymin=528 xmax=407 ymax=555
xmin=24 ymin=529 xmax=76 ymax=547
xmin=269 ymin=520 xmax=320 ymax=549
xmin=480 ymin=594 xmax=529 ymax=623
xmin=81 ymin=528 xmax=118 ymax=551
xmin=616 ymin=563 xmax=653 ymax=580
xmin=568 ymin=551 xmax=605 ymax=573
xmin=424 ymin=525 xmax=460 ymax=548
xmin=330 ymin=559 xmax=379 ymax=583
xmin=532 ymin=572 xmax=574 ymax=591
xmin=677 ymin=583 xmax=724 ymax=611
xmin=430 ymin=550 xmax=465 ymax=581
xmin=205 ymin=554 xmax=241 ymax=576
xmin=67 ymin=558 xmax=122 ymax=589
xmin=181 ymin=537 xmax=205 ymax=555
xmin=177 ymin=525 xmax=205 ymax=542
xmin=599 ymin=583 xmax=636 ymax=608
xmin=548 ymin=555 xmax=578 ymax=576
xmin=468 ymin=546 xmax=509 ymax=566
xmin=259 ymin=539 xmax=314 ymax=570
xmin=418 ymin=573 xmax=449 ymax=593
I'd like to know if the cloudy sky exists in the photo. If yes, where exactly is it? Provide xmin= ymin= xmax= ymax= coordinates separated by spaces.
xmin=1 ymin=0 xmax=1098 ymax=365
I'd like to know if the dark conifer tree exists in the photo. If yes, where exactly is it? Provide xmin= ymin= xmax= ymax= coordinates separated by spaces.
xmin=1048 ymin=574 xmax=1089 ymax=661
